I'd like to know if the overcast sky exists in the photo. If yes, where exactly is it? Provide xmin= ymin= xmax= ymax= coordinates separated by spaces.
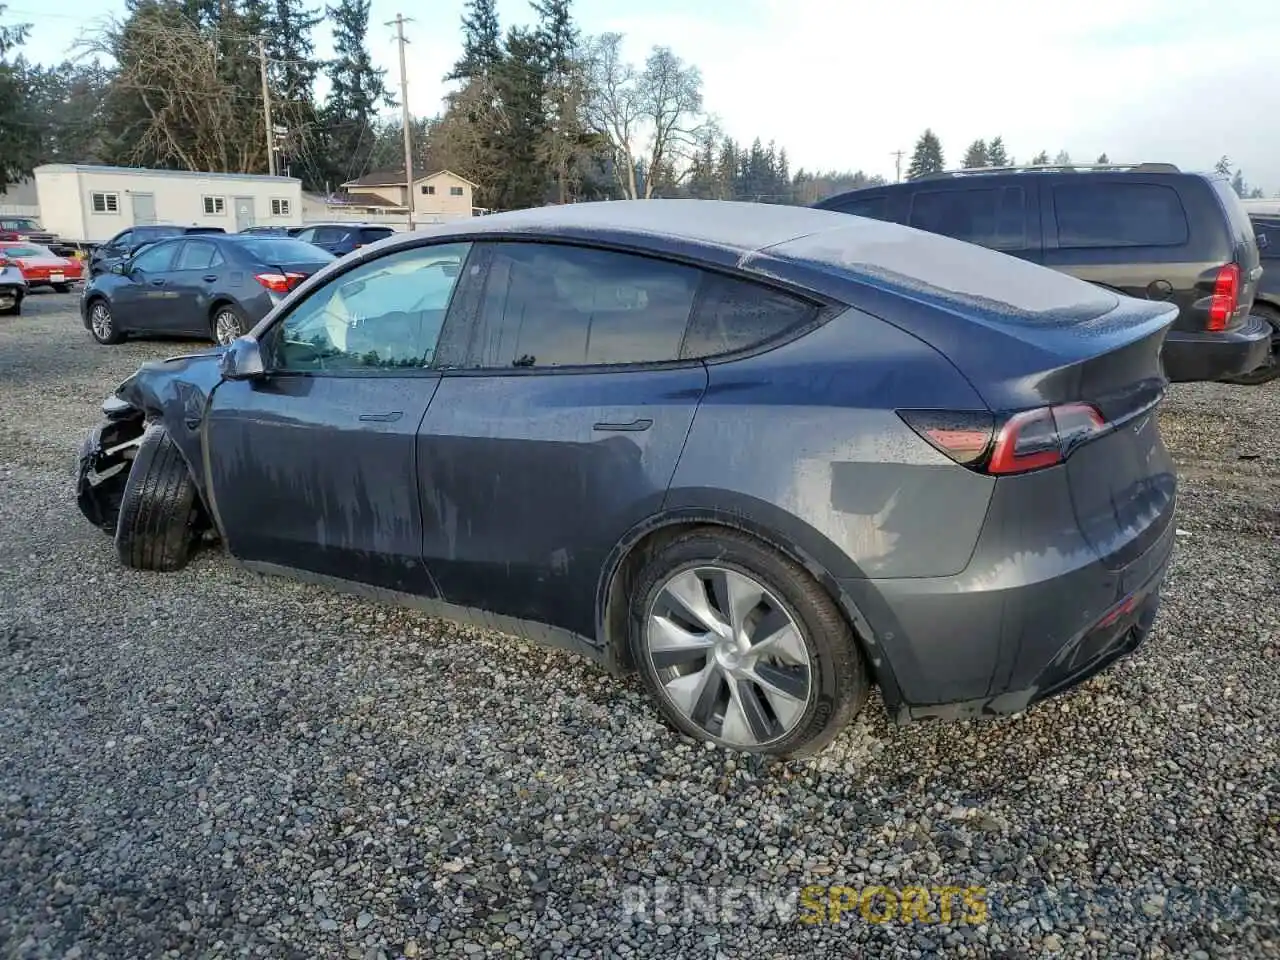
xmin=11 ymin=0 xmax=1280 ymax=193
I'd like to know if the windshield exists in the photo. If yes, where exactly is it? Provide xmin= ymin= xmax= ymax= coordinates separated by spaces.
xmin=2 ymin=244 xmax=52 ymax=258
xmin=239 ymin=238 xmax=336 ymax=265
xmin=2 ymin=219 xmax=41 ymax=231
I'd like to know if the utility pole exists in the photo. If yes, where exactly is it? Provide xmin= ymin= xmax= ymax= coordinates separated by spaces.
xmin=258 ymin=37 xmax=276 ymax=177
xmin=388 ymin=14 xmax=416 ymax=230
xmin=890 ymin=150 xmax=905 ymax=184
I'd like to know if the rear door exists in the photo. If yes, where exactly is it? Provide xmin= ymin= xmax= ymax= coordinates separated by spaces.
xmin=416 ymin=241 xmax=709 ymax=639
xmin=164 ymin=238 xmax=226 ymax=335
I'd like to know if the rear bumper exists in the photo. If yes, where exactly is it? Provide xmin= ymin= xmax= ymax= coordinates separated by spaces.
xmin=840 ymin=476 xmax=1178 ymax=723
xmin=1162 ymin=314 xmax=1271 ymax=382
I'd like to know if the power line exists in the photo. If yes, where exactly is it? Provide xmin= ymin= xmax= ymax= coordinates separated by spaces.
xmin=890 ymin=150 xmax=905 ymax=183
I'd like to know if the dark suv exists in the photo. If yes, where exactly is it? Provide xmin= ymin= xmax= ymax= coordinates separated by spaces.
xmin=813 ymin=163 xmax=1270 ymax=384
xmin=89 ymin=225 xmax=227 ymax=277
xmin=292 ymin=222 xmax=396 ymax=257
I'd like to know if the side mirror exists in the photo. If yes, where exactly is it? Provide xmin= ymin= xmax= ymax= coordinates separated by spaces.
xmin=219 ymin=335 xmax=267 ymax=380
xmin=110 ymin=263 xmax=125 ymax=275
xmin=1257 ymin=232 xmax=1270 ymax=250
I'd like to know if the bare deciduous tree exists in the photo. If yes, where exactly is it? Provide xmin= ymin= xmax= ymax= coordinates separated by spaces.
xmin=583 ymin=33 xmax=705 ymax=199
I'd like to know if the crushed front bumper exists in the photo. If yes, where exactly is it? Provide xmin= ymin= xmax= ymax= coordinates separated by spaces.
xmin=75 ymin=409 xmax=144 ymax=532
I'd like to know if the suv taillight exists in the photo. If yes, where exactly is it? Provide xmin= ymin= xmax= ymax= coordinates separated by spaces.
xmin=1207 ymin=263 xmax=1240 ymax=331
xmin=899 ymin=403 xmax=1108 ymax=476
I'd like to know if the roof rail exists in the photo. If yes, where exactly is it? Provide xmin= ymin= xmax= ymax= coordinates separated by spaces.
xmin=918 ymin=162 xmax=1180 ymax=180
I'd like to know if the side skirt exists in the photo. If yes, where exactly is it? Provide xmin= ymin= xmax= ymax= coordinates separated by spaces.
xmin=236 ymin=559 xmax=616 ymax=671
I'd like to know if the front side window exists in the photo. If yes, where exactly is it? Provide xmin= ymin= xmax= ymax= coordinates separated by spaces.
xmin=131 ymin=241 xmax=178 ymax=273
xmin=466 ymin=242 xmax=700 ymax=369
xmin=269 ymin=242 xmax=471 ymax=372
xmin=909 ymin=187 xmax=1027 ymax=250
xmin=1053 ymin=183 xmax=1189 ymax=248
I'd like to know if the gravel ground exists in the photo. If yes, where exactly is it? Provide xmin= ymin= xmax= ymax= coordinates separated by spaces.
xmin=1 ymin=294 xmax=1277 ymax=959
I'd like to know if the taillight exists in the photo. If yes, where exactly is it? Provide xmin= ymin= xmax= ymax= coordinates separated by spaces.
xmin=0 ymin=257 xmax=9 ymax=268
xmin=1207 ymin=263 xmax=1240 ymax=331
xmin=899 ymin=402 xmax=1107 ymax=476
xmin=254 ymin=271 xmax=307 ymax=293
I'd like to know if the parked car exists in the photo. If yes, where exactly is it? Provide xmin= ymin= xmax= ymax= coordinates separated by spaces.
xmin=74 ymin=200 xmax=1179 ymax=756
xmin=88 ymin=225 xmax=228 ymax=277
xmin=0 ymin=254 xmax=28 ymax=315
xmin=1231 ymin=214 xmax=1280 ymax=384
xmin=293 ymin=222 xmax=396 ymax=256
xmin=0 ymin=241 xmax=84 ymax=292
xmin=813 ymin=163 xmax=1269 ymax=385
xmin=0 ymin=216 xmax=81 ymax=258
xmin=239 ymin=225 xmax=305 ymax=237
xmin=80 ymin=234 xmax=335 ymax=346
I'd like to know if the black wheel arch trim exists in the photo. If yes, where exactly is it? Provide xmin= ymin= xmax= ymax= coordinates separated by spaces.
xmin=593 ymin=496 xmax=907 ymax=715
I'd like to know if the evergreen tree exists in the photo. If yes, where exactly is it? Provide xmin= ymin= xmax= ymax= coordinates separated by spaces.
xmin=322 ymin=0 xmax=391 ymax=184
xmin=1096 ymin=152 xmax=1109 ymax=164
xmin=0 ymin=9 xmax=36 ymax=191
xmin=961 ymin=138 xmax=987 ymax=168
xmin=265 ymin=0 xmax=324 ymax=185
xmin=1030 ymin=150 xmax=1050 ymax=165
xmin=1231 ymin=169 xmax=1246 ymax=197
xmin=1054 ymin=149 xmax=1071 ymax=166
xmin=448 ymin=0 xmax=502 ymax=81
xmin=986 ymin=136 xmax=1008 ymax=167
xmin=905 ymin=128 xmax=944 ymax=180
xmin=532 ymin=0 xmax=582 ymax=203
xmin=1214 ymin=155 xmax=1232 ymax=176
xmin=490 ymin=26 xmax=549 ymax=209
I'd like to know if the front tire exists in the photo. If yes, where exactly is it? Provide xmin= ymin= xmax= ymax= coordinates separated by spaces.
xmin=88 ymin=299 xmax=123 ymax=344
xmin=0 ymin=297 xmax=20 ymax=316
xmin=114 ymin=425 xmax=199 ymax=572
xmin=628 ymin=528 xmax=869 ymax=757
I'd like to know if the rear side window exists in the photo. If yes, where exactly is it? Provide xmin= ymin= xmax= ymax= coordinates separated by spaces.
xmin=240 ymin=238 xmax=336 ymax=265
xmin=832 ymin=195 xmax=889 ymax=221
xmin=172 ymin=239 xmax=223 ymax=271
xmin=681 ymin=273 xmax=818 ymax=359
xmin=1053 ymin=183 xmax=1188 ymax=248
xmin=909 ymin=187 xmax=1027 ymax=250
xmin=361 ymin=227 xmax=394 ymax=243
xmin=316 ymin=226 xmax=351 ymax=243
xmin=469 ymin=243 xmax=699 ymax=368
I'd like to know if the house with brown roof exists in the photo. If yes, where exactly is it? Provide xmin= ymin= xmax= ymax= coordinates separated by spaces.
xmin=337 ymin=169 xmax=482 ymax=222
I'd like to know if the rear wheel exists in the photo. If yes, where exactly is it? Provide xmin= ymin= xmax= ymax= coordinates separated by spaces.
xmin=0 ymin=297 xmax=19 ymax=317
xmin=1222 ymin=305 xmax=1280 ymax=386
xmin=114 ymin=425 xmax=199 ymax=572
xmin=628 ymin=528 xmax=869 ymax=757
xmin=88 ymin=299 xmax=123 ymax=344
xmin=211 ymin=303 xmax=247 ymax=345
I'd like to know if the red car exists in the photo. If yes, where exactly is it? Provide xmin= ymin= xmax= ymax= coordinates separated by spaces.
xmin=0 ymin=242 xmax=84 ymax=291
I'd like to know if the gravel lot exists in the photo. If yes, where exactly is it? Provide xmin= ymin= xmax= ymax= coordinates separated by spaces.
xmin=1 ymin=293 xmax=1277 ymax=959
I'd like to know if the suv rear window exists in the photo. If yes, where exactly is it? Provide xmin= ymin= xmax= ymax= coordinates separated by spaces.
xmin=909 ymin=187 xmax=1026 ymax=250
xmin=1053 ymin=183 xmax=1188 ymax=248
xmin=360 ymin=227 xmax=394 ymax=242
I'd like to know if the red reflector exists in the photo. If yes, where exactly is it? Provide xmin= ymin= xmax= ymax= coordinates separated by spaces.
xmin=254 ymin=271 xmax=307 ymax=293
xmin=896 ymin=410 xmax=996 ymax=465
xmin=1207 ymin=263 xmax=1239 ymax=332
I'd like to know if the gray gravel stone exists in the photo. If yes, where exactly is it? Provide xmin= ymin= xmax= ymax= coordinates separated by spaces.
xmin=1 ymin=296 xmax=1278 ymax=958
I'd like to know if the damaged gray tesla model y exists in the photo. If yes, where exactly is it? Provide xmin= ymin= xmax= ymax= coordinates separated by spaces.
xmin=75 ymin=200 xmax=1179 ymax=756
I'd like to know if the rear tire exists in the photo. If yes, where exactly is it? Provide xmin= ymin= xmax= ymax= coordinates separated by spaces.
xmin=114 ymin=425 xmax=199 ymax=572
xmin=628 ymin=527 xmax=869 ymax=757
xmin=0 ymin=298 xmax=19 ymax=317
xmin=211 ymin=303 xmax=247 ymax=345
xmin=1222 ymin=305 xmax=1280 ymax=386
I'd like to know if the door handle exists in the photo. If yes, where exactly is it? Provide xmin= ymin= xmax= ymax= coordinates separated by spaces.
xmin=593 ymin=418 xmax=653 ymax=432
xmin=150 ymin=278 xmax=165 ymax=286
xmin=202 ymin=274 xmax=218 ymax=282
xmin=358 ymin=411 xmax=404 ymax=422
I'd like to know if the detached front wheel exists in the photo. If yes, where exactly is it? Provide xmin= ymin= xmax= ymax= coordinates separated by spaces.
xmin=628 ymin=528 xmax=869 ymax=757
xmin=114 ymin=425 xmax=199 ymax=572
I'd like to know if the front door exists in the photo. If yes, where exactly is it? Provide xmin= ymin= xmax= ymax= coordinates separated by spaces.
xmin=418 ymin=241 xmax=710 ymax=639
xmin=131 ymin=192 xmax=157 ymax=225
xmin=204 ymin=239 xmax=473 ymax=594
xmin=233 ymin=196 xmax=256 ymax=232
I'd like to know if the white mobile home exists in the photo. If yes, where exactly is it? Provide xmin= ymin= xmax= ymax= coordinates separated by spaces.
xmin=33 ymin=164 xmax=304 ymax=244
